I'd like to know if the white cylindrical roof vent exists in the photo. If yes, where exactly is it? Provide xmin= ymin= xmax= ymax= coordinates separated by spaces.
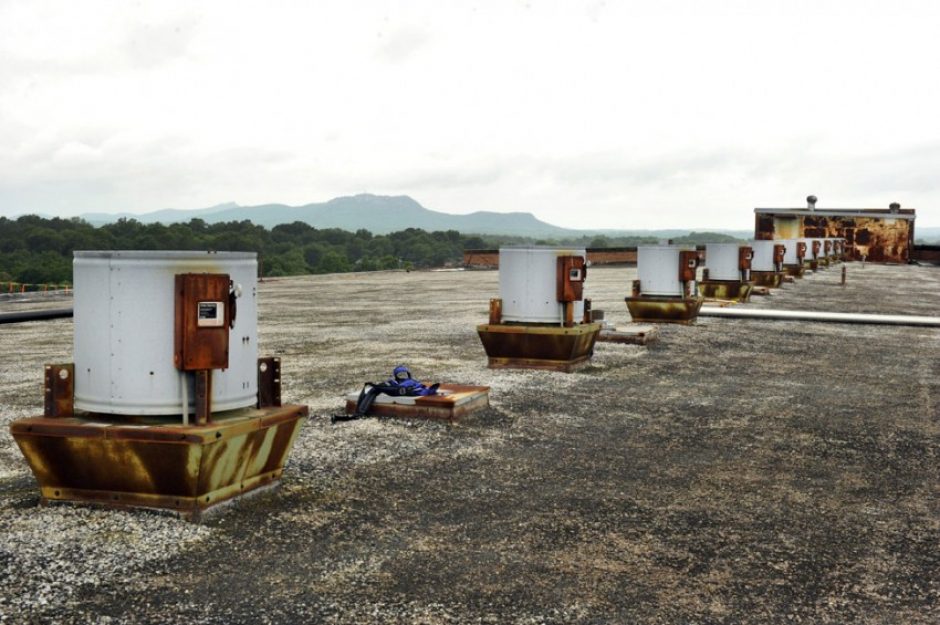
xmin=800 ymin=237 xmax=814 ymax=259
xmin=750 ymin=240 xmax=781 ymax=271
xmin=638 ymin=245 xmax=693 ymax=297
xmin=498 ymin=247 xmax=586 ymax=324
xmin=73 ymin=251 xmax=258 ymax=415
xmin=807 ymin=195 xmax=817 ymax=210
xmin=781 ymin=239 xmax=801 ymax=265
xmin=704 ymin=243 xmax=743 ymax=281
xmin=810 ymin=238 xmax=823 ymax=259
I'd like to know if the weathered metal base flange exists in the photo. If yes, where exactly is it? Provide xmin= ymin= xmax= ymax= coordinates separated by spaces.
xmin=784 ymin=264 xmax=805 ymax=278
xmin=698 ymin=280 xmax=753 ymax=302
xmin=625 ymin=295 xmax=704 ymax=325
xmin=9 ymin=404 xmax=308 ymax=521
xmin=345 ymin=384 xmax=490 ymax=422
xmin=477 ymin=322 xmax=601 ymax=372
xmin=750 ymin=271 xmax=786 ymax=288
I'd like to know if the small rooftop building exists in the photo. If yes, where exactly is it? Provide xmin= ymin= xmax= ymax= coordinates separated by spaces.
xmin=754 ymin=195 xmax=915 ymax=263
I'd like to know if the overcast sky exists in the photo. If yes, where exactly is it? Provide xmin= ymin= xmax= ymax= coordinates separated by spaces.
xmin=2 ymin=0 xmax=939 ymax=229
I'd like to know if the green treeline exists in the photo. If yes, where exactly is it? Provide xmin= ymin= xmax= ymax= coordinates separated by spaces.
xmin=0 ymin=215 xmax=742 ymax=285
xmin=0 ymin=215 xmax=498 ymax=284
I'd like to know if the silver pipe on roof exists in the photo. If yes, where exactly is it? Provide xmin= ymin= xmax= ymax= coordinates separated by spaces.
xmin=699 ymin=306 xmax=940 ymax=327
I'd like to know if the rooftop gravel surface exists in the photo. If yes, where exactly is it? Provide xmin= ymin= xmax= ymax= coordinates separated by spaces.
xmin=1 ymin=263 xmax=938 ymax=624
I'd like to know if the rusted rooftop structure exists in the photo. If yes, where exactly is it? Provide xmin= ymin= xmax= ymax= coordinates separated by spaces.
xmin=2 ymin=264 xmax=940 ymax=623
xmin=754 ymin=196 xmax=916 ymax=263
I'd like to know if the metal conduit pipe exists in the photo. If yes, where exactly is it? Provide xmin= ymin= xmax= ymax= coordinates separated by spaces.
xmin=699 ymin=306 xmax=940 ymax=328
xmin=0 ymin=308 xmax=73 ymax=325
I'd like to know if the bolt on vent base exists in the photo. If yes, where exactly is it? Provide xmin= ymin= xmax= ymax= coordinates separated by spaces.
xmin=477 ymin=323 xmax=601 ymax=372
xmin=10 ymin=404 xmax=308 ymax=522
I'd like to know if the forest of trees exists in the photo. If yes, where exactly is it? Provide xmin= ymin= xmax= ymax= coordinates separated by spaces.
xmin=0 ymin=215 xmax=742 ymax=286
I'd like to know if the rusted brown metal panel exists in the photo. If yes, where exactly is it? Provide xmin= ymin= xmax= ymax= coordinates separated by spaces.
xmin=912 ymin=245 xmax=940 ymax=263
xmin=755 ymin=214 xmax=775 ymax=240
xmin=556 ymin=256 xmax=586 ymax=303
xmin=257 ymin=357 xmax=281 ymax=408
xmin=463 ymin=250 xmax=499 ymax=268
xmin=477 ymin=323 xmax=601 ymax=372
xmin=44 ymin=363 xmax=74 ymax=418
xmin=586 ymin=248 xmax=638 ymax=265
xmin=174 ymin=273 xmax=231 ymax=371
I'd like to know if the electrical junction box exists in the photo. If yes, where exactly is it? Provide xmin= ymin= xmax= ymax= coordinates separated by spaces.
xmin=556 ymin=255 xmax=586 ymax=302
xmin=678 ymin=250 xmax=698 ymax=282
xmin=175 ymin=273 xmax=231 ymax=371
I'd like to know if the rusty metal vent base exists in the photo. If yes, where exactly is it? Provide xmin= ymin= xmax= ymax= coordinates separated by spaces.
xmin=476 ymin=323 xmax=601 ymax=372
xmin=750 ymin=271 xmax=787 ymax=288
xmin=784 ymin=264 xmax=806 ymax=278
xmin=698 ymin=281 xmax=754 ymax=303
xmin=9 ymin=404 xmax=308 ymax=521
xmin=344 ymin=384 xmax=490 ymax=422
xmin=625 ymin=296 xmax=704 ymax=325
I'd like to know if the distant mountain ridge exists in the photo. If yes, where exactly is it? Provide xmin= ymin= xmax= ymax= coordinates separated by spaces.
xmin=79 ymin=194 xmax=581 ymax=238
xmin=76 ymin=193 xmax=752 ymax=239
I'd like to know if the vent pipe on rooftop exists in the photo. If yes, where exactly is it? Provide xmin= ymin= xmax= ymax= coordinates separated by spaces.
xmin=806 ymin=195 xmax=817 ymax=211
xmin=699 ymin=306 xmax=940 ymax=328
xmin=889 ymin=202 xmax=901 ymax=214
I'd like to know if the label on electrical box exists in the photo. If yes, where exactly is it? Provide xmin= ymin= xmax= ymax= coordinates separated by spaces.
xmin=197 ymin=301 xmax=225 ymax=327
